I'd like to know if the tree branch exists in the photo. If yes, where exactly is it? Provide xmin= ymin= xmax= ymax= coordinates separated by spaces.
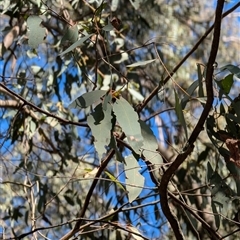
xmin=0 ymin=81 xmax=88 ymax=127
xmin=158 ymin=0 xmax=225 ymax=239
xmin=137 ymin=1 xmax=240 ymax=112
xmin=60 ymin=148 xmax=116 ymax=240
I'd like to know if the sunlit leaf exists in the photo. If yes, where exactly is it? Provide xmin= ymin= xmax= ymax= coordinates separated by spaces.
xmin=126 ymin=59 xmax=156 ymax=68
xmin=114 ymin=52 xmax=129 ymax=64
xmin=125 ymin=155 xmax=144 ymax=203
xmin=87 ymin=103 xmax=112 ymax=159
xmin=128 ymin=88 xmax=144 ymax=102
xmin=111 ymin=0 xmax=119 ymax=11
xmin=59 ymin=34 xmax=93 ymax=56
xmin=139 ymin=120 xmax=162 ymax=166
xmin=105 ymin=170 xmax=125 ymax=191
xmin=69 ymin=90 xmax=106 ymax=109
xmin=127 ymin=225 xmax=145 ymax=240
xmin=113 ymin=97 xmax=143 ymax=153
xmin=27 ymin=15 xmax=45 ymax=49
xmin=129 ymin=0 xmax=143 ymax=10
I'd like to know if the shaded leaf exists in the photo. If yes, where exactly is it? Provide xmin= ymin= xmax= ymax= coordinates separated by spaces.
xmin=226 ymin=161 xmax=240 ymax=196
xmin=181 ymin=80 xmax=199 ymax=109
xmin=87 ymin=103 xmax=112 ymax=159
xmin=216 ymin=74 xmax=233 ymax=94
xmin=61 ymin=25 xmax=78 ymax=45
xmin=103 ymin=92 xmax=112 ymax=111
xmin=197 ymin=63 xmax=204 ymax=97
xmin=126 ymin=59 xmax=156 ymax=68
xmin=211 ymin=200 xmax=220 ymax=230
xmin=113 ymin=97 xmax=143 ymax=153
xmin=174 ymin=90 xmax=188 ymax=139
xmin=220 ymin=64 xmax=240 ymax=78
xmin=69 ymin=90 xmax=106 ymax=109
xmin=59 ymin=34 xmax=93 ymax=56
xmin=64 ymin=195 xmax=75 ymax=206
xmin=125 ymin=155 xmax=144 ymax=203
xmin=109 ymin=135 xmax=125 ymax=163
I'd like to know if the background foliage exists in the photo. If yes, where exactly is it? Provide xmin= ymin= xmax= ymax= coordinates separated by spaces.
xmin=0 ymin=0 xmax=240 ymax=239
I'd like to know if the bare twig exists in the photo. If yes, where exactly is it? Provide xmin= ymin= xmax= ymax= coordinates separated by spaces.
xmin=137 ymin=1 xmax=240 ymax=112
xmin=0 ymin=81 xmax=88 ymax=128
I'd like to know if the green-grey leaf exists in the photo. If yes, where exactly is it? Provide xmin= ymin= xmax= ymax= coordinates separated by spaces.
xmin=126 ymin=59 xmax=156 ymax=68
xmin=211 ymin=200 xmax=220 ymax=230
xmin=113 ymin=97 xmax=143 ymax=153
xmin=102 ymin=93 xmax=112 ymax=111
xmin=102 ymin=23 xmax=114 ymax=31
xmin=175 ymin=90 xmax=188 ymax=139
xmin=197 ymin=63 xmax=204 ymax=97
xmin=59 ymin=34 xmax=93 ymax=56
xmin=139 ymin=120 xmax=162 ymax=166
xmin=87 ymin=103 xmax=112 ymax=160
xmin=218 ymin=74 xmax=233 ymax=94
xmin=125 ymin=155 xmax=144 ymax=203
xmin=181 ymin=80 xmax=199 ymax=109
xmin=27 ymin=15 xmax=45 ymax=49
xmin=69 ymin=90 xmax=106 ymax=109
xmin=109 ymin=135 xmax=125 ymax=163
xmin=220 ymin=64 xmax=240 ymax=78
xmin=61 ymin=25 xmax=78 ymax=45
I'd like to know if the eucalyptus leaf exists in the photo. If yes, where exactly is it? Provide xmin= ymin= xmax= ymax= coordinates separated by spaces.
xmin=69 ymin=90 xmax=106 ymax=109
xmin=125 ymin=155 xmax=144 ymax=203
xmin=61 ymin=25 xmax=78 ymax=45
xmin=220 ymin=64 xmax=240 ymax=78
xmin=59 ymin=34 xmax=93 ymax=56
xmin=175 ymin=90 xmax=188 ymax=139
xmin=211 ymin=200 xmax=220 ymax=230
xmin=216 ymin=74 xmax=233 ymax=94
xmin=126 ymin=59 xmax=156 ymax=68
xmin=87 ymin=103 xmax=112 ymax=160
xmin=197 ymin=63 xmax=204 ymax=97
xmin=139 ymin=120 xmax=162 ymax=166
xmin=27 ymin=15 xmax=45 ymax=49
xmin=113 ymin=97 xmax=143 ymax=153
xmin=181 ymin=80 xmax=199 ymax=109
xmin=102 ymin=23 xmax=114 ymax=31
xmin=105 ymin=170 xmax=125 ymax=191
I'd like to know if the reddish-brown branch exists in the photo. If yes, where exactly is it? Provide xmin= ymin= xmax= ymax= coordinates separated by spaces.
xmin=158 ymin=0 xmax=225 ymax=239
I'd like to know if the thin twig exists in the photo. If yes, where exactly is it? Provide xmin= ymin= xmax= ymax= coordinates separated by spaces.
xmin=137 ymin=1 xmax=240 ymax=113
